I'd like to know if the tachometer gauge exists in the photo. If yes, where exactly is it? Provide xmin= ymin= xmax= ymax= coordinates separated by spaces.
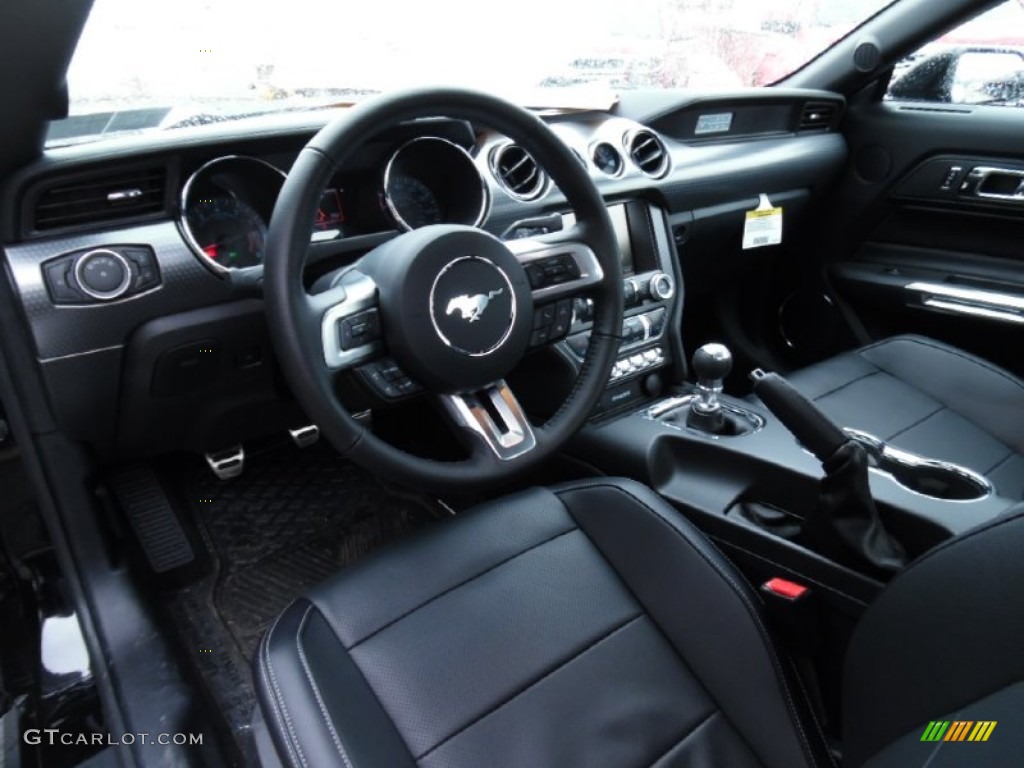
xmin=186 ymin=196 xmax=267 ymax=269
xmin=385 ymin=174 xmax=443 ymax=229
xmin=179 ymin=155 xmax=285 ymax=274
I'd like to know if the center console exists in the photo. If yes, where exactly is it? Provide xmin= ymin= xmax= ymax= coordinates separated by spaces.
xmin=570 ymin=343 xmax=1019 ymax=612
xmin=552 ymin=200 xmax=684 ymax=418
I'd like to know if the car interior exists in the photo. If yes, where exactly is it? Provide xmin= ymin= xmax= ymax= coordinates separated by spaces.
xmin=1 ymin=0 xmax=1023 ymax=766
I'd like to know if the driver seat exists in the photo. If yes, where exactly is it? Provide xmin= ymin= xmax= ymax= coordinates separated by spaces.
xmin=256 ymin=479 xmax=1024 ymax=767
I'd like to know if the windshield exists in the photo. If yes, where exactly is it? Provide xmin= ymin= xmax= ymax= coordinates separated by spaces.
xmin=54 ymin=0 xmax=893 ymax=145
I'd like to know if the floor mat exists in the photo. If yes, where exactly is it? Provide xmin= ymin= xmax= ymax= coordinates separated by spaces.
xmin=157 ymin=441 xmax=442 ymax=764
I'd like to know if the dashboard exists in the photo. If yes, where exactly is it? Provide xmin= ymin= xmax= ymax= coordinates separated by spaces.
xmin=0 ymin=89 xmax=848 ymax=460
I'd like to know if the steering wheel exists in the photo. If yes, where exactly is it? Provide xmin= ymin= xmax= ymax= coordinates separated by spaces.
xmin=263 ymin=88 xmax=623 ymax=491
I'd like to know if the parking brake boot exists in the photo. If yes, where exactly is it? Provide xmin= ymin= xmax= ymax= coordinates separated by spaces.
xmin=750 ymin=369 xmax=907 ymax=577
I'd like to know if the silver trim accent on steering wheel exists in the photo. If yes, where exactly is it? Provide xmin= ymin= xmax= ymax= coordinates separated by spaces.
xmin=320 ymin=271 xmax=382 ymax=369
xmin=440 ymin=381 xmax=537 ymax=460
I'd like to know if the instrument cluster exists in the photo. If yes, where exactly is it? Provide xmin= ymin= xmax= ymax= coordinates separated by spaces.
xmin=178 ymin=136 xmax=488 ymax=274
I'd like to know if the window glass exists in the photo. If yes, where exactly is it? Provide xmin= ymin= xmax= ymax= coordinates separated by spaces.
xmin=887 ymin=0 xmax=1024 ymax=107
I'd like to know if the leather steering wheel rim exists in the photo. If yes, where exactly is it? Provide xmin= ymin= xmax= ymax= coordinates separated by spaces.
xmin=264 ymin=87 xmax=623 ymax=491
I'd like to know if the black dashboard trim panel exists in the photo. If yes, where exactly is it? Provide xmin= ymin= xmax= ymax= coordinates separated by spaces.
xmin=5 ymin=221 xmax=232 ymax=360
xmin=0 ymin=90 xmax=850 ymax=458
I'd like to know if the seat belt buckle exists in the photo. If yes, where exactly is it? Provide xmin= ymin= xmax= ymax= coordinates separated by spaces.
xmin=761 ymin=577 xmax=819 ymax=655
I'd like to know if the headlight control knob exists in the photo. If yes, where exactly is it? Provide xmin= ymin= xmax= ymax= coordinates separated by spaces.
xmin=648 ymin=271 xmax=675 ymax=301
xmin=74 ymin=249 xmax=132 ymax=301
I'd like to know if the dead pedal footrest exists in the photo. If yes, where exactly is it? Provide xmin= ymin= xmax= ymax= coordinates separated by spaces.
xmin=109 ymin=467 xmax=194 ymax=573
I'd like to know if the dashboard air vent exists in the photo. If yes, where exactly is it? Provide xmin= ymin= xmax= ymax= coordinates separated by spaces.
xmin=628 ymin=130 xmax=669 ymax=177
xmin=797 ymin=101 xmax=838 ymax=133
xmin=32 ymin=166 xmax=168 ymax=232
xmin=491 ymin=144 xmax=546 ymax=200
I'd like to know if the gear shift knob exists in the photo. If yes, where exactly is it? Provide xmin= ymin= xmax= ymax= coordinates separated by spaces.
xmin=693 ymin=343 xmax=733 ymax=387
xmin=687 ymin=343 xmax=732 ymax=433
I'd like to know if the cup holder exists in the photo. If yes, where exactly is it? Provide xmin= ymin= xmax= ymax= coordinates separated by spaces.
xmin=845 ymin=429 xmax=991 ymax=502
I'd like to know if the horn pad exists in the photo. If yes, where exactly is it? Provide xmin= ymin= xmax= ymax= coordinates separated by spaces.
xmin=364 ymin=225 xmax=534 ymax=393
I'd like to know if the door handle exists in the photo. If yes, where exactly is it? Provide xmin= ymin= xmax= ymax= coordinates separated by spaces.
xmin=905 ymin=281 xmax=1024 ymax=325
xmin=962 ymin=166 xmax=1024 ymax=201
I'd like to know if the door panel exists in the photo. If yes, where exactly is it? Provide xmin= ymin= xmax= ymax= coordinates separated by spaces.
xmin=820 ymin=100 xmax=1024 ymax=377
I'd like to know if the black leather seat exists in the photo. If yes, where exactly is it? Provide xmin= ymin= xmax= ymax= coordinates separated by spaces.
xmin=782 ymin=335 xmax=1024 ymax=499
xmin=257 ymin=478 xmax=1024 ymax=767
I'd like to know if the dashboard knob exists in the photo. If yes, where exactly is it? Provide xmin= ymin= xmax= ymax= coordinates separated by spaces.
xmin=648 ymin=271 xmax=675 ymax=301
xmin=74 ymin=249 xmax=132 ymax=301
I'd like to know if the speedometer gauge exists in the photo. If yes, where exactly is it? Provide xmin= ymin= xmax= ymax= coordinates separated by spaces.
xmin=186 ymin=196 xmax=267 ymax=269
xmin=385 ymin=175 xmax=443 ymax=229
xmin=381 ymin=137 xmax=487 ymax=231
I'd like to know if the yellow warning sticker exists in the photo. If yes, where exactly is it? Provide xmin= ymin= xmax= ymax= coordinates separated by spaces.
xmin=743 ymin=194 xmax=783 ymax=249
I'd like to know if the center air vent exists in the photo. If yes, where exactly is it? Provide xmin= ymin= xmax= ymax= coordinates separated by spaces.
xmin=627 ymin=130 xmax=669 ymax=177
xmin=490 ymin=144 xmax=547 ymax=201
xmin=797 ymin=101 xmax=838 ymax=132
xmin=31 ymin=166 xmax=168 ymax=233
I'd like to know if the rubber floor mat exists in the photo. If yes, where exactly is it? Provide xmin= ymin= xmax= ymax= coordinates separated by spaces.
xmin=159 ymin=441 xmax=441 ymax=764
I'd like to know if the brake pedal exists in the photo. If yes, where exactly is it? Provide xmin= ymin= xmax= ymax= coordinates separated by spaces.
xmin=205 ymin=445 xmax=244 ymax=480
xmin=288 ymin=424 xmax=320 ymax=448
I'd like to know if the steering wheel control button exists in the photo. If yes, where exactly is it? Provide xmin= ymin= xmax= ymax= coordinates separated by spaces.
xmin=358 ymin=359 xmax=422 ymax=400
xmin=525 ymin=253 xmax=582 ymax=289
xmin=338 ymin=308 xmax=381 ymax=351
xmin=530 ymin=299 xmax=573 ymax=347
xmin=430 ymin=256 xmax=515 ymax=357
xmin=74 ymin=248 xmax=133 ymax=300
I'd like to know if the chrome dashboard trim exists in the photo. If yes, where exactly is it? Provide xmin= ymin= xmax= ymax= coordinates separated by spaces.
xmin=381 ymin=136 xmax=489 ymax=231
xmin=178 ymin=154 xmax=286 ymax=276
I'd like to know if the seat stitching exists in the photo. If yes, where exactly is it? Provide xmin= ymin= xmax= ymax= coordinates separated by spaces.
xmin=345 ymin=526 xmax=578 ymax=650
xmin=416 ymin=612 xmax=644 ymax=761
xmin=983 ymin=450 xmax=1016 ymax=476
xmin=884 ymin=404 xmax=945 ymax=441
xmin=879 ymin=502 xmax=1024 ymax=578
xmin=645 ymin=709 xmax=719 ymax=767
xmin=261 ymin=611 xmax=308 ymax=768
xmin=559 ymin=480 xmax=818 ymax=768
xmin=785 ymin=655 xmax=839 ymax=768
xmin=295 ymin=606 xmax=354 ymax=768
xmin=259 ymin=627 xmax=302 ymax=768
xmin=859 ymin=337 xmax=1023 ymax=457
xmin=861 ymin=336 xmax=1024 ymax=397
xmin=805 ymin=369 xmax=881 ymax=402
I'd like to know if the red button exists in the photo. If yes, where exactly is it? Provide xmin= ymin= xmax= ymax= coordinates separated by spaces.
xmin=764 ymin=578 xmax=808 ymax=600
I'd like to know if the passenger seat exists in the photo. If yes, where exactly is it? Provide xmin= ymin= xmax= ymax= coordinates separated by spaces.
xmin=781 ymin=335 xmax=1024 ymax=499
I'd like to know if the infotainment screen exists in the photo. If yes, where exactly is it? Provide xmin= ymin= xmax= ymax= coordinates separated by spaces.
xmin=607 ymin=204 xmax=635 ymax=276
xmin=559 ymin=201 xmax=660 ymax=275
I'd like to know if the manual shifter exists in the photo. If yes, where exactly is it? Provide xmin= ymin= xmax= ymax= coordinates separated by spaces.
xmin=686 ymin=343 xmax=732 ymax=434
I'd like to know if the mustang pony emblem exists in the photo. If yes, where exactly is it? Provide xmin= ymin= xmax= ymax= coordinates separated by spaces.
xmin=445 ymin=289 xmax=504 ymax=323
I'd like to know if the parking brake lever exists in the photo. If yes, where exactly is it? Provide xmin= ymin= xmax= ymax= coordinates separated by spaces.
xmin=749 ymin=369 xmax=846 ymax=462
xmin=749 ymin=368 xmax=906 ymax=578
